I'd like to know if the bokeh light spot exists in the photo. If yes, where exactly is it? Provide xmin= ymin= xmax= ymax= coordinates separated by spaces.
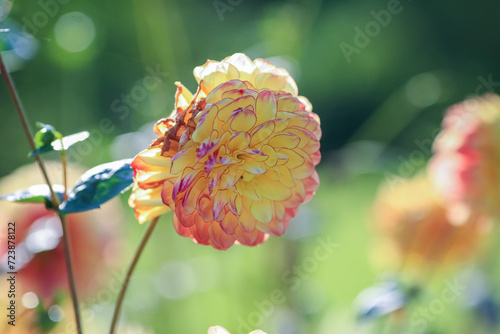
xmin=25 ymin=216 xmax=62 ymax=254
xmin=405 ymin=73 xmax=441 ymax=108
xmin=22 ymin=292 xmax=39 ymax=309
xmin=154 ymin=261 xmax=196 ymax=300
xmin=48 ymin=305 xmax=64 ymax=322
xmin=54 ymin=12 xmax=95 ymax=53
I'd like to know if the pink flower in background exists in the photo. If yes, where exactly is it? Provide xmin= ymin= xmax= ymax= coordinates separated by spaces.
xmin=430 ymin=94 xmax=500 ymax=223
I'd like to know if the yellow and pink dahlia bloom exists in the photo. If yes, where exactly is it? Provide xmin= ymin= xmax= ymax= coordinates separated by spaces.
xmin=429 ymin=94 xmax=500 ymax=221
xmin=129 ymin=53 xmax=321 ymax=250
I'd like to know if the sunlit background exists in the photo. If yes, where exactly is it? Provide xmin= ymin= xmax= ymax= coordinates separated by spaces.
xmin=1 ymin=0 xmax=500 ymax=333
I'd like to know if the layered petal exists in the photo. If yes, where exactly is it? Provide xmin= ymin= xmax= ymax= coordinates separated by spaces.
xmin=129 ymin=53 xmax=321 ymax=249
xmin=194 ymin=53 xmax=301 ymax=99
xmin=128 ymin=82 xmax=196 ymax=223
xmin=166 ymin=77 xmax=320 ymax=248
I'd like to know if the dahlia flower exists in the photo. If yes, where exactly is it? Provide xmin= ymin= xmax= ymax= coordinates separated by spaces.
xmin=372 ymin=173 xmax=490 ymax=270
xmin=430 ymin=94 xmax=500 ymax=222
xmin=129 ymin=53 xmax=321 ymax=250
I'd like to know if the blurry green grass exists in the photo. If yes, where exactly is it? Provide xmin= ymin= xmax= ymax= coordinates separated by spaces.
xmin=105 ymin=167 xmax=382 ymax=333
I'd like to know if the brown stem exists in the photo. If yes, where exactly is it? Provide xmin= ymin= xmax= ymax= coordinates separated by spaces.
xmin=58 ymin=213 xmax=82 ymax=332
xmin=0 ymin=53 xmax=83 ymax=334
xmin=0 ymin=53 xmax=59 ymax=206
xmin=109 ymin=217 xmax=159 ymax=334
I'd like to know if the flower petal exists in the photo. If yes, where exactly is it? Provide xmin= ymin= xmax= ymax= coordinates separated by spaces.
xmin=171 ymin=147 xmax=198 ymax=175
xmin=250 ymin=198 xmax=273 ymax=224
xmin=230 ymin=107 xmax=257 ymax=133
xmin=227 ymin=132 xmax=251 ymax=152
xmin=255 ymin=90 xmax=277 ymax=125
xmin=208 ymin=222 xmax=236 ymax=250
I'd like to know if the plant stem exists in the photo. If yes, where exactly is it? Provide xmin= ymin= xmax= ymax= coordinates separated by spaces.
xmin=61 ymin=150 xmax=68 ymax=201
xmin=0 ymin=54 xmax=59 ymax=206
xmin=58 ymin=213 xmax=82 ymax=331
xmin=109 ymin=217 xmax=159 ymax=334
xmin=0 ymin=53 xmax=83 ymax=334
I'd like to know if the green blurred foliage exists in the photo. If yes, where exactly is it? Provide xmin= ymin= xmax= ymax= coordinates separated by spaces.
xmin=2 ymin=0 xmax=500 ymax=175
xmin=1 ymin=0 xmax=500 ymax=333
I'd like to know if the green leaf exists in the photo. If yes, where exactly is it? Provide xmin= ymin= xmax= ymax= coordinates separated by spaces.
xmin=51 ymin=131 xmax=90 ymax=151
xmin=0 ymin=184 xmax=65 ymax=210
xmin=28 ymin=146 xmax=55 ymax=158
xmin=33 ymin=122 xmax=62 ymax=147
xmin=29 ymin=130 xmax=90 ymax=157
xmin=29 ymin=123 xmax=62 ymax=157
xmin=59 ymin=159 xmax=133 ymax=214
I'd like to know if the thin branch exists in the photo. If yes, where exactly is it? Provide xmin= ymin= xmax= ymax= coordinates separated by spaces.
xmin=58 ymin=213 xmax=82 ymax=332
xmin=61 ymin=149 xmax=68 ymax=201
xmin=109 ymin=217 xmax=160 ymax=334
xmin=0 ymin=54 xmax=59 ymax=206
xmin=0 ymin=53 xmax=83 ymax=334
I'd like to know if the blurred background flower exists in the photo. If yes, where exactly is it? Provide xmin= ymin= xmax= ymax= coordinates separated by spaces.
xmin=0 ymin=161 xmax=124 ymax=332
xmin=371 ymin=173 xmax=492 ymax=274
xmin=430 ymin=94 xmax=500 ymax=222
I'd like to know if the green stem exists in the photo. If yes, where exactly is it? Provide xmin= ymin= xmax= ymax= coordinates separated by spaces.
xmin=0 ymin=53 xmax=83 ymax=334
xmin=109 ymin=217 xmax=159 ymax=334
xmin=61 ymin=149 xmax=68 ymax=201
